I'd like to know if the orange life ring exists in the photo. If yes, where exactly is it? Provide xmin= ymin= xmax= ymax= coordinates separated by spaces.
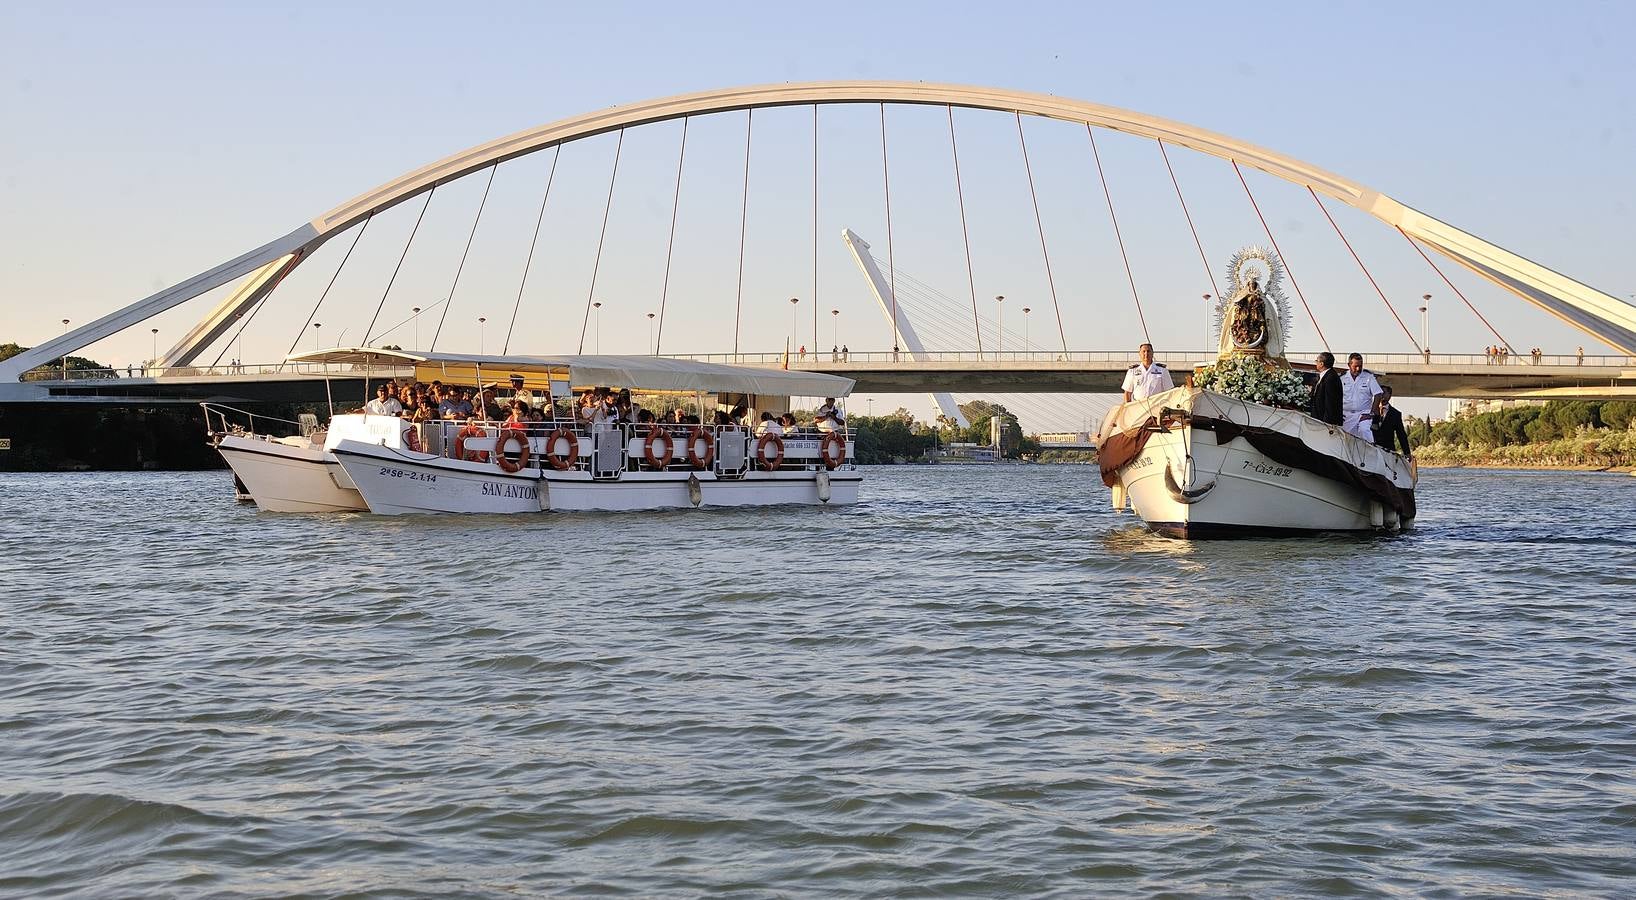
xmin=494 ymin=429 xmax=531 ymax=474
xmin=643 ymin=426 xmax=675 ymax=468
xmin=755 ymin=432 xmax=785 ymax=471
xmin=545 ymin=427 xmax=579 ymax=471
xmin=819 ymin=431 xmax=846 ymax=470
xmin=686 ymin=427 xmax=715 ymax=469
xmin=455 ymin=423 xmax=488 ymax=462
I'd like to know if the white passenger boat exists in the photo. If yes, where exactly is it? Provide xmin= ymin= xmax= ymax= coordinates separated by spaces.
xmin=206 ymin=405 xmax=418 ymax=513
xmin=276 ymin=349 xmax=860 ymax=516
xmin=1097 ymin=247 xmax=1417 ymax=537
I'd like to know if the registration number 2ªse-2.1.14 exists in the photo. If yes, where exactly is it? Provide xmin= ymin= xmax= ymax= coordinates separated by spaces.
xmin=379 ymin=466 xmax=436 ymax=483
xmin=1242 ymin=460 xmax=1292 ymax=478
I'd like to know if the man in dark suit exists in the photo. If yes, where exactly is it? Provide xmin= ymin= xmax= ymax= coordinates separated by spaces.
xmin=1371 ymin=386 xmax=1412 ymax=456
xmin=1308 ymin=351 xmax=1343 ymax=425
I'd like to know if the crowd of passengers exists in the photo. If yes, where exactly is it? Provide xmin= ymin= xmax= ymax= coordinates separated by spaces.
xmin=361 ymin=373 xmax=846 ymax=436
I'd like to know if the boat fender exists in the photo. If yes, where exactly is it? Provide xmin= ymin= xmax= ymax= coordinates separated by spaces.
xmin=494 ymin=429 xmax=531 ymax=474
xmin=1369 ymin=500 xmax=1385 ymax=529
xmin=537 ymin=477 xmax=551 ymax=512
xmin=816 ymin=469 xmax=831 ymax=503
xmin=1110 ymin=482 xmax=1128 ymax=512
xmin=1164 ymin=461 xmax=1215 ymax=505
xmin=687 ymin=473 xmax=703 ymax=507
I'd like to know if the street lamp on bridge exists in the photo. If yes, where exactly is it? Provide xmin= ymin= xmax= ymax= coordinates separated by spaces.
xmin=1204 ymin=294 xmax=1213 ymax=351
xmin=411 ymin=306 xmax=421 ymax=351
xmin=1420 ymin=293 xmax=1431 ymax=360
xmin=311 ymin=323 xmax=320 ymax=351
xmin=150 ymin=328 xmax=159 ymax=372
xmin=478 ymin=317 xmax=487 ymax=355
xmin=830 ymin=308 xmax=839 ymax=357
xmin=1022 ymin=307 xmax=1031 ymax=353
xmin=789 ymin=297 xmax=800 ymax=359
xmin=647 ymin=312 xmax=656 ymax=355
xmin=60 ymin=319 xmax=69 ymax=379
xmin=592 ymin=302 xmax=602 ymax=354
xmin=995 ymin=295 xmax=1005 ymax=356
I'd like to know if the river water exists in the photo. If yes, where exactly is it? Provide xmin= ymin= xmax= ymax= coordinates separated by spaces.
xmin=2 ymin=467 xmax=1633 ymax=896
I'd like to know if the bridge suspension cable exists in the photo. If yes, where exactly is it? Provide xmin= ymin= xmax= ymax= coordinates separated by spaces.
xmin=947 ymin=105 xmax=984 ymax=357
xmin=442 ymin=163 xmax=499 ymax=352
xmin=579 ymin=128 xmax=625 ymax=354
xmin=1086 ymin=125 xmax=1150 ymax=345
xmin=655 ymin=118 xmax=689 ymax=356
xmin=1309 ymin=187 xmax=1423 ymax=354
xmin=732 ymin=110 xmax=753 ymax=355
xmin=812 ymin=104 xmax=819 ymax=356
xmin=1398 ymin=227 xmax=1516 ymax=354
xmin=364 ymin=185 xmax=436 ymax=345
xmin=880 ymin=103 xmax=899 ymax=352
xmin=1233 ymin=161 xmax=1328 ymax=351
xmin=1014 ymin=113 xmax=1068 ymax=354
xmin=1158 ymin=139 xmax=1217 ymax=297
xmin=498 ymin=151 xmax=555 ymax=354
xmin=283 ymin=213 xmax=371 ymax=366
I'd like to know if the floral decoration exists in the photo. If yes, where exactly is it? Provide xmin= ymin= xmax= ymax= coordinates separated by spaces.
xmin=1193 ymin=355 xmax=1309 ymax=408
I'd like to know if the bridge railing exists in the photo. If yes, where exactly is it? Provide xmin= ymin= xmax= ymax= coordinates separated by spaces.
xmin=660 ymin=350 xmax=1636 ymax=368
xmin=21 ymin=362 xmax=417 ymax=382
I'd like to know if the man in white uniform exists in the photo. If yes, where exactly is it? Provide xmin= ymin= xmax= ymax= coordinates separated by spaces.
xmin=1339 ymin=352 xmax=1384 ymax=441
xmin=365 ymin=384 xmax=403 ymax=416
xmin=1121 ymin=343 xmax=1174 ymax=402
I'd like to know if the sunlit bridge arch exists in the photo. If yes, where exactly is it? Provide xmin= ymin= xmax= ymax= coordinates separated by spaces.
xmin=5 ymin=79 xmax=1633 ymax=382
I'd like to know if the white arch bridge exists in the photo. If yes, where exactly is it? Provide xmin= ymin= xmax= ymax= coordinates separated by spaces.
xmin=5 ymin=81 xmax=1634 ymax=404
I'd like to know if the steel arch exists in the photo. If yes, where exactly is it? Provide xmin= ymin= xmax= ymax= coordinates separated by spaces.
xmin=6 ymin=80 xmax=1632 ymax=381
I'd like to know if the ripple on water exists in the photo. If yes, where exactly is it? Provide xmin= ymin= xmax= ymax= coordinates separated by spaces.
xmin=2 ymin=467 xmax=1635 ymax=896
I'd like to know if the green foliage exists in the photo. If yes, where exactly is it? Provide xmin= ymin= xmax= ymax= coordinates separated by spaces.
xmin=1417 ymin=399 xmax=1636 ymax=469
xmin=1601 ymin=400 xmax=1636 ymax=431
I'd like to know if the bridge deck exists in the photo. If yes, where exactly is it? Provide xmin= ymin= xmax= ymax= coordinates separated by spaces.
xmin=7 ymin=352 xmax=1635 ymax=403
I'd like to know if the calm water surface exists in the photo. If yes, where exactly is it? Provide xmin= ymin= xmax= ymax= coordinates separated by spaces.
xmin=2 ymin=466 xmax=1634 ymax=897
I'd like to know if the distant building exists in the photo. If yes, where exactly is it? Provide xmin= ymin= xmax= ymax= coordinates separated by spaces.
xmin=1447 ymin=398 xmax=1545 ymax=419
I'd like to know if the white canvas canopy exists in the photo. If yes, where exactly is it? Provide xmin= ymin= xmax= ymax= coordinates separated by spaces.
xmin=284 ymin=349 xmax=855 ymax=398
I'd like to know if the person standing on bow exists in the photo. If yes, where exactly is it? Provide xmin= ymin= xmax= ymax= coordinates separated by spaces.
xmin=1371 ymin=386 xmax=1411 ymax=457
xmin=1307 ymin=352 xmax=1343 ymax=426
xmin=1121 ymin=343 xmax=1174 ymax=402
xmin=1339 ymin=352 xmax=1384 ymax=441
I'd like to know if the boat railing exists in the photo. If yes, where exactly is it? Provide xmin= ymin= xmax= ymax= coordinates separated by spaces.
xmin=411 ymin=419 xmax=854 ymax=476
xmin=200 ymin=402 xmax=315 ymax=441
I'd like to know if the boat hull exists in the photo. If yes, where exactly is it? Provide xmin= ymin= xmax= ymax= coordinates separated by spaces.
xmin=331 ymin=439 xmax=861 ymax=515
xmin=216 ymin=435 xmax=365 ymax=513
xmin=1103 ymin=388 xmax=1415 ymax=537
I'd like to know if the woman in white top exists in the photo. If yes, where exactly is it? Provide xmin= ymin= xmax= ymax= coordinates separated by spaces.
xmin=756 ymin=412 xmax=784 ymax=437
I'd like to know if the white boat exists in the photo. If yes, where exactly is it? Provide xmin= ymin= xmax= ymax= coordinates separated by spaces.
xmin=207 ymin=405 xmax=419 ymax=513
xmin=1097 ymin=246 xmax=1417 ymax=537
xmin=280 ymin=349 xmax=861 ymax=516
xmin=1098 ymin=387 xmax=1416 ymax=537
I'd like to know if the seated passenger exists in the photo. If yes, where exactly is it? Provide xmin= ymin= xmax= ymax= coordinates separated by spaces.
xmin=505 ymin=400 xmax=530 ymax=427
xmin=366 ymin=384 xmax=403 ymax=416
xmin=636 ymin=409 xmax=656 ymax=425
xmin=778 ymin=412 xmax=799 ymax=434
xmin=756 ymin=411 xmax=783 ymax=437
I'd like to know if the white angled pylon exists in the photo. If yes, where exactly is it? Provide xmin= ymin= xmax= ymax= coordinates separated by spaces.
xmin=842 ymin=228 xmax=969 ymax=428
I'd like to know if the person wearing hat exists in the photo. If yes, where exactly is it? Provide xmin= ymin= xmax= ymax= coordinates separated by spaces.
xmin=508 ymin=374 xmax=535 ymax=409
xmin=479 ymin=384 xmax=505 ymax=422
xmin=365 ymin=383 xmax=403 ymax=416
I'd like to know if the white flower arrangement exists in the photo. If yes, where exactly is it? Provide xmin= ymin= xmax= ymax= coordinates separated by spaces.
xmin=1194 ymin=355 xmax=1310 ymax=408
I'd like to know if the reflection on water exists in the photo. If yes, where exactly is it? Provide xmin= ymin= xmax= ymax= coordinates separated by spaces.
xmin=2 ymin=466 xmax=1634 ymax=896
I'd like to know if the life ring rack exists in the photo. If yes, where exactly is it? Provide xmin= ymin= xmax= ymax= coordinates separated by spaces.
xmin=686 ymin=427 xmax=715 ymax=469
xmin=545 ymin=428 xmax=579 ymax=471
xmin=819 ymin=431 xmax=846 ymax=470
xmin=494 ymin=428 xmax=531 ymax=474
xmin=644 ymin=426 xmax=675 ymax=468
xmin=454 ymin=423 xmax=488 ymax=462
xmin=755 ymin=432 xmax=785 ymax=471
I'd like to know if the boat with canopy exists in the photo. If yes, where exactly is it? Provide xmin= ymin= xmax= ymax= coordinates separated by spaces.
xmin=214 ymin=348 xmax=860 ymax=515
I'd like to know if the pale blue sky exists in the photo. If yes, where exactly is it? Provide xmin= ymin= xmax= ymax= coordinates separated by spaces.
xmin=2 ymin=1 xmax=1632 ymax=423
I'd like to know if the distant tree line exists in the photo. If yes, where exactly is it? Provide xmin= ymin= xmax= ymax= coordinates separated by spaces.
xmin=1414 ymin=400 xmax=1636 ymax=468
xmin=847 ymin=400 xmax=1041 ymax=464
